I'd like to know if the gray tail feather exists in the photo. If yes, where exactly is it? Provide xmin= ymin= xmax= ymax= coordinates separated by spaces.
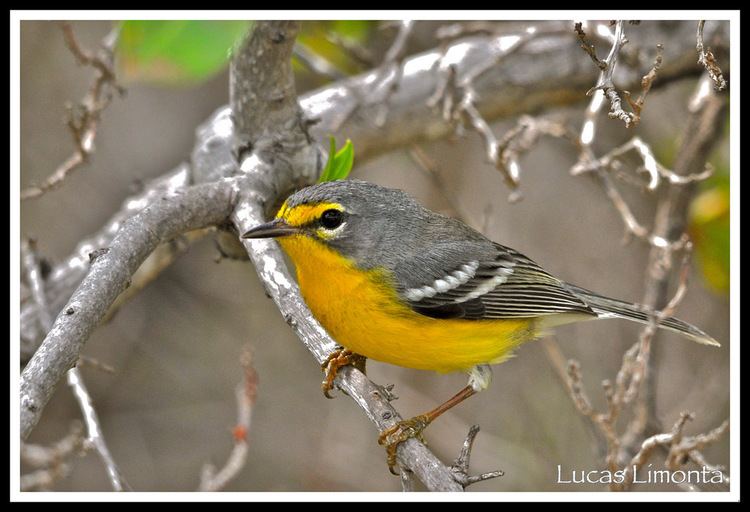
xmin=565 ymin=284 xmax=720 ymax=346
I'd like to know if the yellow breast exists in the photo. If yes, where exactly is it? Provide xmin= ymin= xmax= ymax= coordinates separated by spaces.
xmin=279 ymin=235 xmax=537 ymax=373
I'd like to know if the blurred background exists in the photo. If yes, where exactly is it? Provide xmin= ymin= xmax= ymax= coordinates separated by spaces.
xmin=19 ymin=20 xmax=730 ymax=491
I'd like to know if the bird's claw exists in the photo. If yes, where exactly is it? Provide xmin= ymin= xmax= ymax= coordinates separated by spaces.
xmin=321 ymin=347 xmax=365 ymax=398
xmin=377 ymin=414 xmax=431 ymax=475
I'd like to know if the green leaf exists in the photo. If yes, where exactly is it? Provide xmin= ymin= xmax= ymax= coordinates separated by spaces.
xmin=689 ymin=170 xmax=730 ymax=295
xmin=318 ymin=137 xmax=355 ymax=183
xmin=117 ymin=20 xmax=250 ymax=86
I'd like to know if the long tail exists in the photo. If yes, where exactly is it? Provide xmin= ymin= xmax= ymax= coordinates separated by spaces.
xmin=564 ymin=284 xmax=720 ymax=346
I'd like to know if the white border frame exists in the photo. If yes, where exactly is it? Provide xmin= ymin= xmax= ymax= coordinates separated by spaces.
xmin=10 ymin=10 xmax=740 ymax=502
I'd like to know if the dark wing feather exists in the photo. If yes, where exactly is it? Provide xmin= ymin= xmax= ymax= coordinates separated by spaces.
xmin=398 ymin=242 xmax=596 ymax=320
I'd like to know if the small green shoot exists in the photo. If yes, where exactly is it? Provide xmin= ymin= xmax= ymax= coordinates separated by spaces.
xmin=318 ymin=137 xmax=354 ymax=183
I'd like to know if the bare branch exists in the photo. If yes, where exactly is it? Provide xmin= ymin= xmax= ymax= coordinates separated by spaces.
xmin=76 ymin=354 xmax=116 ymax=374
xmin=20 ymin=181 xmax=237 ymax=439
xmin=541 ymin=339 xmax=607 ymax=458
xmin=624 ymin=44 xmax=664 ymax=125
xmin=67 ymin=368 xmax=128 ymax=491
xmin=593 ymin=21 xmax=636 ymax=127
xmin=372 ymin=20 xmax=414 ymax=126
xmin=429 ymin=23 xmax=575 ymax=198
xmin=616 ymin=414 xmax=728 ymax=491
xmin=688 ymin=448 xmax=730 ymax=486
xmin=333 ymin=20 xmax=415 ymax=130
xmin=22 ymin=237 xmax=126 ymax=490
xmin=21 ymin=238 xmax=53 ymax=331
xmin=21 ymin=22 xmax=123 ymax=201
xmin=573 ymin=135 xmax=713 ymax=189
xmin=559 ymin=47 xmax=729 ymax=492
xmin=199 ymin=346 xmax=258 ymax=492
xmin=449 ymin=425 xmax=504 ymax=489
xmin=696 ymin=21 xmax=727 ymax=91
xmin=577 ymin=20 xmax=661 ymax=129
xmin=20 ymin=165 xmax=196 ymax=361
xmin=565 ymin=360 xmax=595 ymax=417
xmin=637 ymin=78 xmax=727 ymax=440
xmin=572 ymin=80 xmax=709 ymax=252
xmin=574 ymin=22 xmax=607 ymax=70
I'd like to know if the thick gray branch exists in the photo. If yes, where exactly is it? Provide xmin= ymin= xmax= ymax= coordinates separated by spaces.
xmin=302 ymin=20 xmax=727 ymax=160
xmin=20 ymin=165 xmax=193 ymax=359
xmin=20 ymin=181 xmax=237 ymax=439
xmin=231 ymin=21 xmax=308 ymax=158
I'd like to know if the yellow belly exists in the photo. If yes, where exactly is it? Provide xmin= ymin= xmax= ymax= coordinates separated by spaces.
xmin=279 ymin=235 xmax=538 ymax=373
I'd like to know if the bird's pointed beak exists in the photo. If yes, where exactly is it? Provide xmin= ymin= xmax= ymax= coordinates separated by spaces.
xmin=241 ymin=218 xmax=299 ymax=239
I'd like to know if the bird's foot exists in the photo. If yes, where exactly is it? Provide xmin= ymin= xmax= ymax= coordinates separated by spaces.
xmin=377 ymin=414 xmax=431 ymax=475
xmin=321 ymin=347 xmax=366 ymax=398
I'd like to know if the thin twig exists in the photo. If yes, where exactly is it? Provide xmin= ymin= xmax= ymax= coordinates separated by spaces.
xmin=574 ymin=22 xmax=607 ymax=70
xmin=636 ymin=76 xmax=727 ymax=445
xmin=67 ymin=368 xmax=128 ymax=491
xmin=623 ymin=44 xmax=664 ymax=125
xmin=616 ymin=413 xmax=728 ymax=491
xmin=561 ymin=57 xmax=729 ymax=492
xmin=21 ymin=22 xmax=123 ymax=200
xmin=688 ymin=449 xmax=730 ymax=486
xmin=22 ymin=237 xmax=127 ymax=491
xmin=572 ymin=136 xmax=713 ymax=189
xmin=460 ymin=23 xmax=571 ymax=86
xmin=578 ymin=21 xmax=636 ymax=128
xmin=21 ymin=238 xmax=53 ymax=331
xmin=696 ymin=21 xmax=727 ymax=91
xmin=449 ymin=425 xmax=504 ymax=488
xmin=429 ymin=23 xmax=574 ymax=199
xmin=76 ymin=355 xmax=116 ymax=374
xmin=372 ymin=20 xmax=414 ymax=127
xmin=199 ymin=346 xmax=258 ymax=491
xmin=542 ymin=339 xmax=607 ymax=458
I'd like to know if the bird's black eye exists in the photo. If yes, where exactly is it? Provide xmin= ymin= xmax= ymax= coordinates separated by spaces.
xmin=320 ymin=209 xmax=344 ymax=229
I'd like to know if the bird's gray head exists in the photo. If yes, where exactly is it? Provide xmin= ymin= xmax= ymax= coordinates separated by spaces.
xmin=241 ymin=179 xmax=486 ymax=271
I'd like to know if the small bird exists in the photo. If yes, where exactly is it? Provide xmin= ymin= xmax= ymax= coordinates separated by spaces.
xmin=242 ymin=179 xmax=719 ymax=472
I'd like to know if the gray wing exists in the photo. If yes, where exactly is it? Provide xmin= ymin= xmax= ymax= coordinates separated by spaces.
xmin=394 ymin=242 xmax=596 ymax=320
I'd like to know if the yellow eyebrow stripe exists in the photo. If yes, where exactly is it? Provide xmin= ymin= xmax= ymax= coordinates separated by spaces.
xmin=277 ymin=202 xmax=344 ymax=227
